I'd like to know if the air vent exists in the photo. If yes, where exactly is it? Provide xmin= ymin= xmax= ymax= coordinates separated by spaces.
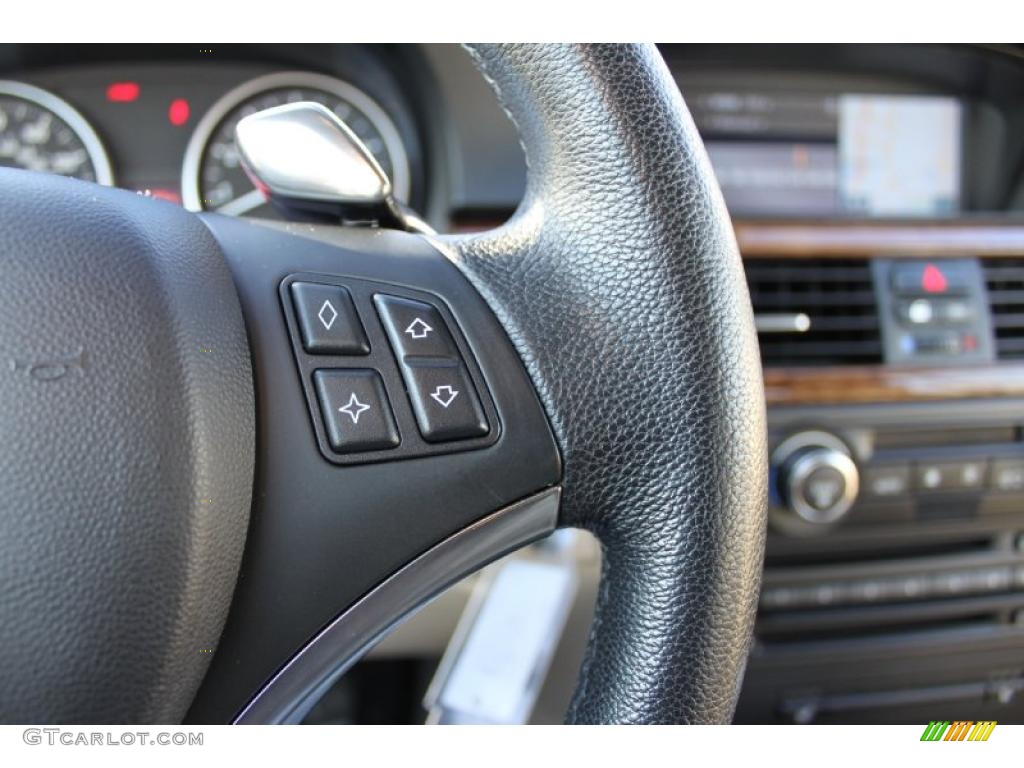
xmin=744 ymin=258 xmax=882 ymax=367
xmin=983 ymin=258 xmax=1024 ymax=359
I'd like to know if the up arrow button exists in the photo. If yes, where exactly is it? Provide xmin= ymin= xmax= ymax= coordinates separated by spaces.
xmin=404 ymin=317 xmax=433 ymax=339
xmin=374 ymin=294 xmax=460 ymax=360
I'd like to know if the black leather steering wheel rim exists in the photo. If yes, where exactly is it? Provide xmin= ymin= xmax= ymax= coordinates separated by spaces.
xmin=0 ymin=43 xmax=766 ymax=725
xmin=450 ymin=44 xmax=767 ymax=723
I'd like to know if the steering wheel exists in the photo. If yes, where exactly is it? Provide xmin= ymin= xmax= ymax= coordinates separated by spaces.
xmin=0 ymin=43 xmax=766 ymax=724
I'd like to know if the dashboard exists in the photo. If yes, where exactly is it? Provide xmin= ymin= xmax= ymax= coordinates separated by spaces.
xmin=4 ymin=43 xmax=1024 ymax=725
xmin=3 ymin=45 xmax=1024 ymax=227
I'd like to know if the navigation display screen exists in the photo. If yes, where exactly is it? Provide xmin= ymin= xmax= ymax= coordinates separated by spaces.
xmin=691 ymin=91 xmax=962 ymax=217
xmin=837 ymin=95 xmax=960 ymax=216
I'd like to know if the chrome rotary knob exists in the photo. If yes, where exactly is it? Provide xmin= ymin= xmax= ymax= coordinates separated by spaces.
xmin=773 ymin=432 xmax=859 ymax=527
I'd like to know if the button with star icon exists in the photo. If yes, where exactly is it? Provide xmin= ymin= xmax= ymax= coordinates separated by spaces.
xmin=313 ymin=369 xmax=400 ymax=453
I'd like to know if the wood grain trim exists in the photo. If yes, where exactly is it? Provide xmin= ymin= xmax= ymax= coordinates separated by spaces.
xmin=735 ymin=220 xmax=1024 ymax=258
xmin=764 ymin=364 xmax=1024 ymax=406
xmin=741 ymin=220 xmax=1024 ymax=404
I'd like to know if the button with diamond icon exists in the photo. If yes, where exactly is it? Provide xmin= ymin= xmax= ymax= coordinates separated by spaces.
xmin=290 ymin=282 xmax=369 ymax=355
xmin=318 ymin=300 xmax=338 ymax=330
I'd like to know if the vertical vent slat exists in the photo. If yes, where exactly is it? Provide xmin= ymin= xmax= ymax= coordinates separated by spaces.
xmin=745 ymin=258 xmax=882 ymax=367
xmin=983 ymin=258 xmax=1024 ymax=360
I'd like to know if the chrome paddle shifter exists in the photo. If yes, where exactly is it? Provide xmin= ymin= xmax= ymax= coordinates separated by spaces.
xmin=234 ymin=101 xmax=432 ymax=233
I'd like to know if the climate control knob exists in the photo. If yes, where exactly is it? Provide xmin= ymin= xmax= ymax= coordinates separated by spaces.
xmin=773 ymin=432 xmax=859 ymax=526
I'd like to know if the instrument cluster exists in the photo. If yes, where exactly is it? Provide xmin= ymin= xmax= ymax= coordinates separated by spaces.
xmin=0 ymin=49 xmax=422 ymax=218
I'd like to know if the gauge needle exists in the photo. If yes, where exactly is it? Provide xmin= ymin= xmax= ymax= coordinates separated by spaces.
xmin=215 ymin=188 xmax=266 ymax=217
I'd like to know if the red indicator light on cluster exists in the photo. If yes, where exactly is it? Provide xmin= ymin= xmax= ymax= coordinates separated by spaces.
xmin=922 ymin=263 xmax=948 ymax=294
xmin=106 ymin=82 xmax=140 ymax=103
xmin=149 ymin=188 xmax=182 ymax=204
xmin=168 ymin=98 xmax=191 ymax=127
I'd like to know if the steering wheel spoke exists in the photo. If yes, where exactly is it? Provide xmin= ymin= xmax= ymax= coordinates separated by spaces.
xmin=185 ymin=215 xmax=560 ymax=723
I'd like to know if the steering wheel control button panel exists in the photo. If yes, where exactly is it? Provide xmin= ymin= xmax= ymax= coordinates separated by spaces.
xmin=290 ymin=282 xmax=369 ymax=355
xmin=402 ymin=360 xmax=489 ymax=442
xmin=374 ymin=294 xmax=461 ymax=359
xmin=280 ymin=274 xmax=500 ymax=465
xmin=313 ymin=369 xmax=399 ymax=452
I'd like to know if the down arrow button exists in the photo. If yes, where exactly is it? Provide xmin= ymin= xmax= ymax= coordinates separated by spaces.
xmin=402 ymin=359 xmax=489 ymax=443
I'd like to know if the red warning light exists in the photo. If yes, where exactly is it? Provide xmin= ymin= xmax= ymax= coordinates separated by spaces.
xmin=149 ymin=188 xmax=182 ymax=204
xmin=106 ymin=82 xmax=140 ymax=103
xmin=922 ymin=264 xmax=948 ymax=294
xmin=168 ymin=98 xmax=190 ymax=127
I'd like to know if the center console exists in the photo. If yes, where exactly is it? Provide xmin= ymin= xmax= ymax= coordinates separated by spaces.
xmin=732 ymin=223 xmax=1024 ymax=724
xmin=736 ymin=401 xmax=1024 ymax=724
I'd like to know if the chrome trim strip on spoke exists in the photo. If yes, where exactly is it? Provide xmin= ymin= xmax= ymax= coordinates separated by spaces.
xmin=233 ymin=486 xmax=562 ymax=724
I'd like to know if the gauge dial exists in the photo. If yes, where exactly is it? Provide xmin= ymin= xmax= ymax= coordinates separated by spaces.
xmin=182 ymin=72 xmax=410 ymax=218
xmin=0 ymin=81 xmax=113 ymax=184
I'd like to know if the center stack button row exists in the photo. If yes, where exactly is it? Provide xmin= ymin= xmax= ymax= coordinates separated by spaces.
xmin=374 ymin=294 xmax=489 ymax=443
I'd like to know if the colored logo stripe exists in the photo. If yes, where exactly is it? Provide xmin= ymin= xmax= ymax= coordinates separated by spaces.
xmin=920 ymin=720 xmax=996 ymax=741
xmin=944 ymin=721 xmax=973 ymax=741
xmin=968 ymin=721 xmax=997 ymax=741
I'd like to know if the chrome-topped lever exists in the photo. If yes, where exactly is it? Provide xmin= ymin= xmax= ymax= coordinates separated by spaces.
xmin=234 ymin=101 xmax=432 ymax=234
